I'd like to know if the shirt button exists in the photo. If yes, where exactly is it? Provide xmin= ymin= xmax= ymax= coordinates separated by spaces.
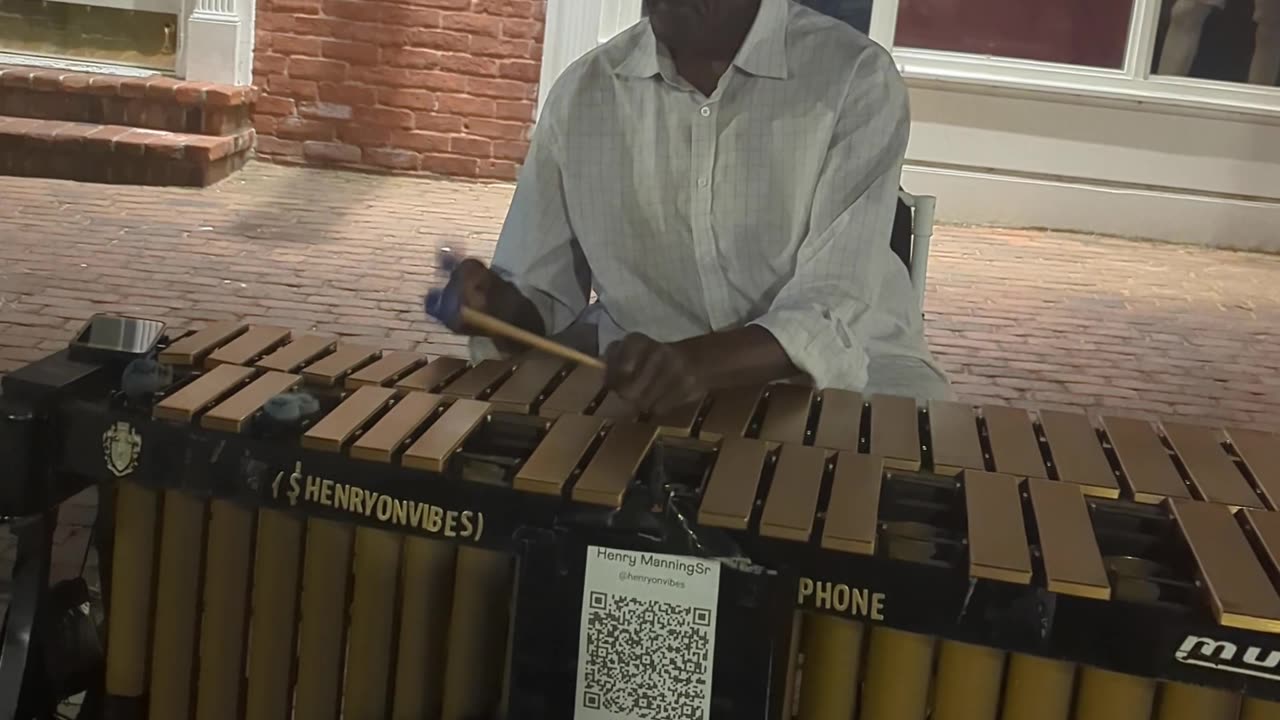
xmin=698 ymin=178 xmax=709 ymax=188
xmin=700 ymin=106 xmax=711 ymax=117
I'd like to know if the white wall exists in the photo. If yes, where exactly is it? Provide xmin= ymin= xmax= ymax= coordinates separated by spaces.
xmin=902 ymin=81 xmax=1280 ymax=251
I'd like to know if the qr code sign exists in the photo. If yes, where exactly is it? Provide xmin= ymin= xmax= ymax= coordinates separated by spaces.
xmin=576 ymin=547 xmax=720 ymax=720
xmin=581 ymin=593 xmax=713 ymax=716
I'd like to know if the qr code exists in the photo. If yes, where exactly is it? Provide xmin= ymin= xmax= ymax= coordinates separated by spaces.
xmin=580 ymin=591 xmax=714 ymax=719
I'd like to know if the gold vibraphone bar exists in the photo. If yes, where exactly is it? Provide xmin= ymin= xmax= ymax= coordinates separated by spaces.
xmin=159 ymin=323 xmax=1279 ymax=511
xmin=33 ymin=321 xmax=1278 ymax=720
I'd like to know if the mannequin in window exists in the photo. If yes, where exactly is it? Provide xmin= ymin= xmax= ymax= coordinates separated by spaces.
xmin=1158 ymin=0 xmax=1280 ymax=86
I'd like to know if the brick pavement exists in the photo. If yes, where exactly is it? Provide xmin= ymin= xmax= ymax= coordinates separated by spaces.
xmin=1 ymin=162 xmax=1278 ymax=712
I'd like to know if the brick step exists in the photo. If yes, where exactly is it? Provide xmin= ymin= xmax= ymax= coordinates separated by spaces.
xmin=0 ymin=65 xmax=258 ymax=137
xmin=0 ymin=115 xmax=254 ymax=187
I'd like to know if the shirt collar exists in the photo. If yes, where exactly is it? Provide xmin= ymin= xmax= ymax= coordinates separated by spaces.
xmin=731 ymin=0 xmax=790 ymax=79
xmin=614 ymin=0 xmax=790 ymax=81
xmin=614 ymin=26 xmax=663 ymax=78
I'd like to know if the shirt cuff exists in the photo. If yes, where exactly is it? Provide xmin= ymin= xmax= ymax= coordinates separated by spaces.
xmin=750 ymin=308 xmax=870 ymax=391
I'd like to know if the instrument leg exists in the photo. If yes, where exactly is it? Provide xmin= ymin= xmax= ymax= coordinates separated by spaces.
xmin=1000 ymin=654 xmax=1075 ymax=720
xmin=441 ymin=547 xmax=514 ymax=720
xmin=932 ymin=640 xmax=1006 ymax=720
xmin=104 ymin=482 xmax=159 ymax=707
xmin=1073 ymin=667 xmax=1156 ymax=720
xmin=1154 ymin=682 xmax=1240 ymax=720
xmin=292 ymin=519 xmax=355 ymax=720
xmin=0 ymin=511 xmax=55 ymax=720
xmin=392 ymin=539 xmax=457 ymax=720
xmin=858 ymin=627 xmax=936 ymax=720
xmin=342 ymin=528 xmax=403 ymax=720
xmin=497 ymin=554 xmax=520 ymax=720
xmin=194 ymin=500 xmax=255 ymax=720
xmin=796 ymin=614 xmax=864 ymax=720
xmin=148 ymin=492 xmax=208 ymax=720
xmin=780 ymin=612 xmax=803 ymax=720
xmin=1243 ymin=698 xmax=1280 ymax=720
xmin=244 ymin=509 xmax=305 ymax=720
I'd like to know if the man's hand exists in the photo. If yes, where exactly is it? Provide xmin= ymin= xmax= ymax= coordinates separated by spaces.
xmin=436 ymin=258 xmax=496 ymax=335
xmin=432 ymin=257 xmax=546 ymax=348
xmin=604 ymin=333 xmax=707 ymax=416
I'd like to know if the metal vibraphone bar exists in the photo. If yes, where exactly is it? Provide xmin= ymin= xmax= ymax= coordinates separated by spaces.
xmin=2 ymin=317 xmax=1280 ymax=720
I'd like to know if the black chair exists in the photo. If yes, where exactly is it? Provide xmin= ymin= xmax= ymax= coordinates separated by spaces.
xmin=895 ymin=189 xmax=937 ymax=311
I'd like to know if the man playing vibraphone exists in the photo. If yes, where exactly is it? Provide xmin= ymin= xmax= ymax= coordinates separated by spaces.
xmin=437 ymin=0 xmax=949 ymax=413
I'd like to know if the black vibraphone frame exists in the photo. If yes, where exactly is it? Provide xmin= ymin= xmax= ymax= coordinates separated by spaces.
xmin=2 ymin=348 xmax=1280 ymax=720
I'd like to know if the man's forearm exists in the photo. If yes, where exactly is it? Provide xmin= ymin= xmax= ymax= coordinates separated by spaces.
xmin=674 ymin=325 xmax=800 ymax=391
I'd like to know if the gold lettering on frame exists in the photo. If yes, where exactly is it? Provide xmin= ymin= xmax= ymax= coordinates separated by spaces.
xmin=272 ymin=462 xmax=484 ymax=542
xmin=797 ymin=577 xmax=814 ymax=605
xmin=815 ymin=581 xmax=832 ymax=609
xmin=852 ymin=588 xmax=868 ymax=617
xmin=305 ymin=474 xmax=322 ymax=503
xmin=832 ymin=584 xmax=850 ymax=612
xmin=797 ymin=577 xmax=886 ymax=621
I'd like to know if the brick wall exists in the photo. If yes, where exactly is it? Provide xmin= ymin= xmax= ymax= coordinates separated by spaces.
xmin=252 ymin=0 xmax=545 ymax=180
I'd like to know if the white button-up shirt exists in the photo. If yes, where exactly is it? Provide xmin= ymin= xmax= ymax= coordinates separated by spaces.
xmin=474 ymin=0 xmax=943 ymax=391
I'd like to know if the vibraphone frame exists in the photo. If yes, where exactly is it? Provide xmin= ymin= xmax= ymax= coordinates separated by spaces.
xmin=4 ymin=320 xmax=1280 ymax=720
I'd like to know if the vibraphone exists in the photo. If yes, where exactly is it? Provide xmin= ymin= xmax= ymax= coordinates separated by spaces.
xmin=2 ymin=317 xmax=1280 ymax=720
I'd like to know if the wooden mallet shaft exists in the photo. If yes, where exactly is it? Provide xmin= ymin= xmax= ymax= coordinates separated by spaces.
xmin=458 ymin=306 xmax=605 ymax=370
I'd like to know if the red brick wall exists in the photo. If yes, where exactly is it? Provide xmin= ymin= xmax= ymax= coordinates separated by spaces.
xmin=252 ymin=0 xmax=545 ymax=180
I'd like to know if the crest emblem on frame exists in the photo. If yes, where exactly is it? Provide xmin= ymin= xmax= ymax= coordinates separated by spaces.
xmin=102 ymin=421 xmax=142 ymax=478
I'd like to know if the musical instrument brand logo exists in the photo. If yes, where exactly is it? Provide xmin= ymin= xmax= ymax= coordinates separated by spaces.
xmin=271 ymin=461 xmax=486 ymax=541
xmin=1175 ymin=635 xmax=1280 ymax=681
xmin=101 ymin=421 xmax=142 ymax=478
xmin=797 ymin=577 xmax=886 ymax=621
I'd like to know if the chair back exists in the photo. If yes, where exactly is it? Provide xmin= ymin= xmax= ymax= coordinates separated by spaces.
xmin=897 ymin=189 xmax=936 ymax=311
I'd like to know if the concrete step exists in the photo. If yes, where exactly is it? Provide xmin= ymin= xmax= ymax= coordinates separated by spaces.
xmin=0 ymin=115 xmax=254 ymax=187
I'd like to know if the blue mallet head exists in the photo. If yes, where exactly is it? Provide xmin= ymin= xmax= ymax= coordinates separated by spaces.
xmin=438 ymin=247 xmax=460 ymax=272
xmin=424 ymin=286 xmax=461 ymax=328
xmin=263 ymin=391 xmax=321 ymax=425
xmin=427 ymin=247 xmax=468 ymax=328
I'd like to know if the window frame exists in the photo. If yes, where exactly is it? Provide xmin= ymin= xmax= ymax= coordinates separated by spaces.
xmin=870 ymin=0 xmax=1280 ymax=119
xmin=0 ymin=0 xmax=253 ymax=84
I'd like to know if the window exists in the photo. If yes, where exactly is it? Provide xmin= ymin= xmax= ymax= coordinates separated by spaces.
xmin=864 ymin=0 xmax=1280 ymax=116
xmin=894 ymin=0 xmax=1135 ymax=69
xmin=0 ymin=0 xmax=178 ymax=71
